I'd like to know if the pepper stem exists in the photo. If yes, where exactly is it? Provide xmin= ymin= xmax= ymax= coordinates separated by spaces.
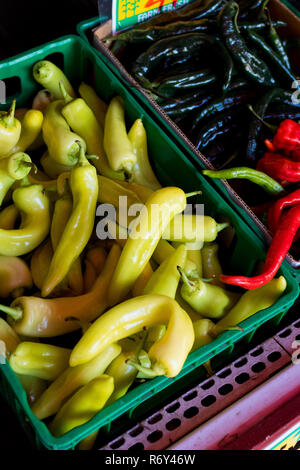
xmin=75 ymin=140 xmax=89 ymax=166
xmin=59 ymin=81 xmax=73 ymax=103
xmin=216 ymin=222 xmax=230 ymax=233
xmin=177 ymin=265 xmax=195 ymax=289
xmin=0 ymin=304 xmax=23 ymax=321
xmin=2 ymin=99 xmax=17 ymax=127
xmin=127 ymin=360 xmax=165 ymax=378
xmin=185 ymin=190 xmax=202 ymax=199
xmin=247 ymin=104 xmax=277 ymax=132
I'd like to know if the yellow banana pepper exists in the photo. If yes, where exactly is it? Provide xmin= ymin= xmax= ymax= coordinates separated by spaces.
xmin=42 ymin=146 xmax=98 ymax=297
xmin=70 ymin=294 xmax=194 ymax=378
xmin=0 ymin=204 xmax=19 ymax=229
xmin=49 ymin=375 xmax=114 ymax=437
xmin=0 ymin=256 xmax=32 ymax=298
xmin=128 ymin=118 xmax=161 ymax=191
xmin=11 ymin=109 xmax=44 ymax=153
xmin=1 ymin=244 xmax=121 ymax=337
xmin=78 ymin=82 xmax=107 ymax=127
xmin=0 ymin=100 xmax=21 ymax=157
xmin=32 ymin=60 xmax=76 ymax=100
xmin=32 ymin=343 xmax=121 ymax=420
xmin=143 ymin=244 xmax=187 ymax=298
xmin=0 ymin=152 xmax=34 ymax=205
xmin=9 ymin=342 xmax=71 ymax=381
xmin=108 ymin=186 xmax=186 ymax=306
xmin=104 ymin=96 xmax=136 ymax=175
xmin=61 ymin=91 xmax=123 ymax=180
xmin=0 ymin=184 xmax=50 ymax=256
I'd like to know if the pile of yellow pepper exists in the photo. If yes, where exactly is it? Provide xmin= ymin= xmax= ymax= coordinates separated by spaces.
xmin=0 ymin=60 xmax=287 ymax=449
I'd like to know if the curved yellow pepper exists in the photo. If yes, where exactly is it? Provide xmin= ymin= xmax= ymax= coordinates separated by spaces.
xmin=0 ymin=100 xmax=21 ymax=157
xmin=40 ymin=151 xmax=72 ymax=179
xmin=42 ymin=148 xmax=98 ymax=297
xmin=3 ymin=244 xmax=120 ymax=337
xmin=0 ymin=204 xmax=19 ymax=229
xmin=0 ymin=184 xmax=50 ymax=256
xmin=42 ymin=100 xmax=85 ymax=167
xmin=0 ymin=256 xmax=32 ymax=298
xmin=12 ymin=109 xmax=44 ymax=154
xmin=61 ymin=95 xmax=123 ymax=180
xmin=143 ymin=244 xmax=187 ymax=298
xmin=108 ymin=186 xmax=186 ymax=306
xmin=32 ymin=343 xmax=121 ymax=420
xmin=32 ymin=60 xmax=76 ymax=100
xmin=128 ymin=118 xmax=161 ymax=191
xmin=78 ymin=82 xmax=107 ymax=127
xmin=70 ymin=294 xmax=195 ymax=378
xmin=104 ymin=96 xmax=136 ymax=175
xmin=0 ymin=152 xmax=34 ymax=205
xmin=49 ymin=375 xmax=114 ymax=437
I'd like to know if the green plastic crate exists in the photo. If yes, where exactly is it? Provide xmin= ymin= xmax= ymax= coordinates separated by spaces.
xmin=76 ymin=14 xmax=300 ymax=277
xmin=282 ymin=0 xmax=300 ymax=17
xmin=0 ymin=35 xmax=298 ymax=451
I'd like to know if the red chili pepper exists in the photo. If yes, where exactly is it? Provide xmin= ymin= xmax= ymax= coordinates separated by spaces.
xmin=272 ymin=119 xmax=300 ymax=152
xmin=257 ymin=152 xmax=300 ymax=183
xmin=267 ymin=189 xmax=300 ymax=234
xmin=220 ymin=205 xmax=300 ymax=289
xmin=264 ymin=139 xmax=276 ymax=153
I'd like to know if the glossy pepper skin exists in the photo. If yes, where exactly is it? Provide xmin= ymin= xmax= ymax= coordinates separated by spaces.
xmin=128 ymin=118 xmax=161 ymax=191
xmin=32 ymin=343 xmax=121 ymax=420
xmin=178 ymin=267 xmax=239 ymax=319
xmin=143 ymin=244 xmax=187 ymax=298
xmin=0 ymin=100 xmax=21 ymax=157
xmin=105 ymin=332 xmax=146 ymax=405
xmin=30 ymin=239 xmax=56 ymax=292
xmin=257 ymin=152 xmax=300 ymax=183
xmin=9 ymin=342 xmax=71 ymax=381
xmin=78 ymin=82 xmax=107 ymax=128
xmin=267 ymin=189 xmax=300 ymax=235
xmin=272 ymin=119 xmax=300 ymax=152
xmin=0 ymin=184 xmax=50 ymax=257
xmin=0 ymin=152 xmax=34 ymax=205
xmin=203 ymin=168 xmax=284 ymax=195
xmin=69 ymin=294 xmax=194 ymax=378
xmin=108 ymin=187 xmax=186 ymax=306
xmin=61 ymin=94 xmax=124 ymax=181
xmin=0 ymin=256 xmax=32 ymax=298
xmin=191 ymin=319 xmax=215 ymax=352
xmin=220 ymin=207 xmax=300 ymax=289
xmin=0 ymin=317 xmax=20 ymax=357
xmin=12 ymin=109 xmax=44 ymax=154
xmin=50 ymin=196 xmax=83 ymax=296
xmin=18 ymin=374 xmax=47 ymax=406
xmin=0 ymin=204 xmax=19 ymax=230
xmin=42 ymin=100 xmax=85 ymax=167
xmin=42 ymin=147 xmax=98 ymax=297
xmin=40 ymin=151 xmax=72 ymax=179
xmin=104 ymin=96 xmax=137 ymax=175
xmin=32 ymin=60 xmax=76 ymax=100
xmin=162 ymin=214 xmax=229 ymax=243
xmin=219 ymin=1 xmax=276 ymax=87
xmin=211 ymin=276 xmax=287 ymax=336
xmin=4 ymin=244 xmax=121 ymax=337
xmin=49 ymin=375 xmax=114 ymax=437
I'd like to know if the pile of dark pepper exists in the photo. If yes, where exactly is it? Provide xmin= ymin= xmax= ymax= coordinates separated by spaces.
xmin=107 ymin=0 xmax=300 ymax=181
